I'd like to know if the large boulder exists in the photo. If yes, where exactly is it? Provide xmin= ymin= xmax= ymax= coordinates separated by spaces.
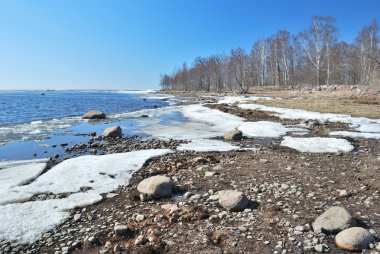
xmin=218 ymin=189 xmax=249 ymax=212
xmin=335 ymin=227 xmax=374 ymax=251
xmin=103 ymin=126 xmax=122 ymax=138
xmin=224 ymin=129 xmax=243 ymax=141
xmin=312 ymin=206 xmax=356 ymax=234
xmin=82 ymin=110 xmax=106 ymax=119
xmin=137 ymin=175 xmax=174 ymax=198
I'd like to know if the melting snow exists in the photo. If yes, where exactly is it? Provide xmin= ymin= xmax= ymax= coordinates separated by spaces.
xmin=238 ymin=121 xmax=309 ymax=138
xmin=0 ymin=158 xmax=49 ymax=169
xmin=354 ymin=123 xmax=380 ymax=133
xmin=330 ymin=131 xmax=380 ymax=139
xmin=177 ymin=139 xmax=240 ymax=152
xmin=0 ymin=149 xmax=172 ymax=244
xmin=280 ymin=136 xmax=354 ymax=153
xmin=238 ymin=103 xmax=380 ymax=126
xmin=143 ymin=105 xmax=244 ymax=140
xmin=218 ymin=96 xmax=274 ymax=104
xmin=0 ymin=192 xmax=102 ymax=244
xmin=238 ymin=103 xmax=380 ymax=140
xmin=0 ymin=161 xmax=47 ymax=190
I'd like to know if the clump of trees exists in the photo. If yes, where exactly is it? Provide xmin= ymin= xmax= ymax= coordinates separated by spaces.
xmin=160 ymin=17 xmax=380 ymax=93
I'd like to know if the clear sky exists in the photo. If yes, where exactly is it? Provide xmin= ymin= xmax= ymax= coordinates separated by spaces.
xmin=0 ymin=0 xmax=379 ymax=90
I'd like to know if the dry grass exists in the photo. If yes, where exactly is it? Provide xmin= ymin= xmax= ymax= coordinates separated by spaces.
xmin=355 ymin=95 xmax=379 ymax=105
xmin=256 ymin=98 xmax=380 ymax=119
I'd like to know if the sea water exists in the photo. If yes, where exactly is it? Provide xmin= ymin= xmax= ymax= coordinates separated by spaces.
xmin=0 ymin=90 xmax=176 ymax=160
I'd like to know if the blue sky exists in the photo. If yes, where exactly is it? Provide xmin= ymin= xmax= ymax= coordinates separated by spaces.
xmin=0 ymin=0 xmax=379 ymax=90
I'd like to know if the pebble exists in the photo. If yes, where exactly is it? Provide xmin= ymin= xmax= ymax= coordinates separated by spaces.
xmin=73 ymin=214 xmax=81 ymax=222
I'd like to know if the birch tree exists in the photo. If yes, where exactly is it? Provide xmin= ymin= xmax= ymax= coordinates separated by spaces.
xmin=251 ymin=39 xmax=267 ymax=86
xmin=356 ymin=19 xmax=379 ymax=86
xmin=300 ymin=16 xmax=337 ymax=89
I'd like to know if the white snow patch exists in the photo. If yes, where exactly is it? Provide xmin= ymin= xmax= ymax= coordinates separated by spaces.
xmin=218 ymin=96 xmax=274 ymax=104
xmin=143 ymin=105 xmax=244 ymax=140
xmin=0 ymin=149 xmax=172 ymax=205
xmin=0 ymin=162 xmax=47 ymax=190
xmin=239 ymin=121 xmax=309 ymax=138
xmin=354 ymin=123 xmax=380 ymax=133
xmin=0 ymin=158 xmax=49 ymax=169
xmin=177 ymin=139 xmax=240 ymax=152
xmin=238 ymin=103 xmax=380 ymax=139
xmin=182 ymin=104 xmax=244 ymax=131
xmin=0 ymin=192 xmax=102 ymax=244
xmin=280 ymin=136 xmax=354 ymax=153
xmin=238 ymin=103 xmax=380 ymax=125
xmin=0 ymin=149 xmax=171 ymax=244
xmin=330 ymin=131 xmax=380 ymax=139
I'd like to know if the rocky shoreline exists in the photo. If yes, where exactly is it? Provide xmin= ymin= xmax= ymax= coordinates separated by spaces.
xmin=1 ymin=95 xmax=380 ymax=254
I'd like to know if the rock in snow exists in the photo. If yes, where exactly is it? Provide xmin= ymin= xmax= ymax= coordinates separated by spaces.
xmin=103 ymin=126 xmax=122 ymax=138
xmin=218 ymin=189 xmax=249 ymax=212
xmin=137 ymin=175 xmax=174 ymax=197
xmin=312 ymin=206 xmax=356 ymax=234
xmin=82 ymin=110 xmax=106 ymax=119
xmin=335 ymin=227 xmax=374 ymax=251
xmin=224 ymin=129 xmax=243 ymax=140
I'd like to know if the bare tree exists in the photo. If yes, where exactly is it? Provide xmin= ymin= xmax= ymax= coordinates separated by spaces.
xmin=230 ymin=48 xmax=249 ymax=93
xmin=251 ymin=39 xmax=267 ymax=86
xmin=300 ymin=16 xmax=338 ymax=89
xmin=356 ymin=19 xmax=379 ymax=86
xmin=160 ymin=16 xmax=377 ymax=93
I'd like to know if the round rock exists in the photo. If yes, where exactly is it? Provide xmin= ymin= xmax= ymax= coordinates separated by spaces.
xmin=103 ymin=126 xmax=122 ymax=138
xmin=82 ymin=110 xmax=106 ymax=119
xmin=312 ymin=206 xmax=356 ymax=234
xmin=218 ymin=189 xmax=249 ymax=212
xmin=224 ymin=129 xmax=243 ymax=141
xmin=335 ymin=227 xmax=374 ymax=251
xmin=114 ymin=225 xmax=131 ymax=236
xmin=137 ymin=175 xmax=174 ymax=197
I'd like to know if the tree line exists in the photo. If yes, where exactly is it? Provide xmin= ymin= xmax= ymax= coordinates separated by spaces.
xmin=160 ymin=16 xmax=380 ymax=93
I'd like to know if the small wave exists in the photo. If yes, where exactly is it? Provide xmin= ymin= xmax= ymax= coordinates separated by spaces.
xmin=0 ymin=116 xmax=82 ymax=147
xmin=31 ymin=121 xmax=43 ymax=125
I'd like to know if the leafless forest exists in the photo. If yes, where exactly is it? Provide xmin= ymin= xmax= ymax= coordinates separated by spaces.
xmin=160 ymin=17 xmax=380 ymax=93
